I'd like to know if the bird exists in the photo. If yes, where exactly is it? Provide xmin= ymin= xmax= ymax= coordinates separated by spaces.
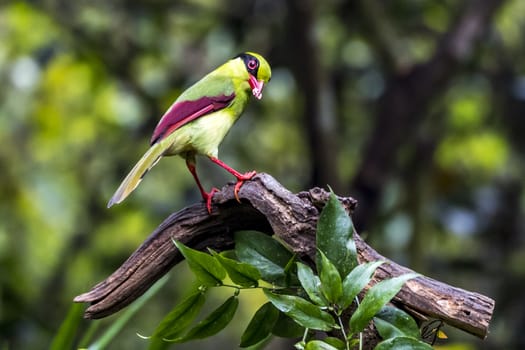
xmin=107 ymin=52 xmax=272 ymax=213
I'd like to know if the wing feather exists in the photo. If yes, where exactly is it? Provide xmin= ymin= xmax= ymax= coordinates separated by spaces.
xmin=150 ymin=94 xmax=235 ymax=144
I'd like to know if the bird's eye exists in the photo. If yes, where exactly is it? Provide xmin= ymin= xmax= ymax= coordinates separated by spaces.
xmin=247 ymin=59 xmax=258 ymax=70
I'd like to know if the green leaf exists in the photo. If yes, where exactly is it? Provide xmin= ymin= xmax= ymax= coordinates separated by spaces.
xmin=340 ymin=261 xmax=385 ymax=309
xmin=264 ymin=290 xmax=336 ymax=331
xmin=171 ymin=296 xmax=239 ymax=342
xmin=88 ymin=275 xmax=169 ymax=349
xmin=323 ymin=337 xmax=346 ymax=349
xmin=296 ymin=262 xmax=328 ymax=306
xmin=147 ymin=337 xmax=171 ymax=350
xmin=211 ymin=250 xmax=261 ymax=287
xmin=349 ymin=273 xmax=418 ymax=334
xmin=50 ymin=302 xmax=85 ymax=350
xmin=374 ymin=306 xmax=420 ymax=340
xmin=150 ymin=291 xmax=206 ymax=341
xmin=316 ymin=192 xmax=357 ymax=278
xmin=304 ymin=340 xmax=340 ymax=350
xmin=318 ymin=250 xmax=343 ymax=304
xmin=174 ymin=240 xmax=226 ymax=286
xmin=235 ymin=231 xmax=294 ymax=284
xmin=271 ymin=311 xmax=305 ymax=338
xmin=375 ymin=336 xmax=434 ymax=350
xmin=240 ymin=302 xmax=280 ymax=347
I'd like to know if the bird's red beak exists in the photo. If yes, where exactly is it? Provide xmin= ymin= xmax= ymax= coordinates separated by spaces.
xmin=248 ymin=74 xmax=264 ymax=100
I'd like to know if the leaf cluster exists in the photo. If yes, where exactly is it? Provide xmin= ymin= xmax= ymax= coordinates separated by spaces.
xmin=145 ymin=193 xmax=431 ymax=350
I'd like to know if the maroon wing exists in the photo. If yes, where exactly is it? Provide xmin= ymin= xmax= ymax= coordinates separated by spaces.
xmin=150 ymin=93 xmax=235 ymax=145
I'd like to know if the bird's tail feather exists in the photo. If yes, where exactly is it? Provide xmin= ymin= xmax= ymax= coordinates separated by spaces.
xmin=107 ymin=143 xmax=166 ymax=208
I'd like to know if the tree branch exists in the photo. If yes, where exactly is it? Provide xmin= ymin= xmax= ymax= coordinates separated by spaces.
xmin=75 ymin=173 xmax=494 ymax=340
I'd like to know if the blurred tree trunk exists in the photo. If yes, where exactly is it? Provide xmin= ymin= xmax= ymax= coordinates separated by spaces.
xmin=404 ymin=135 xmax=440 ymax=270
xmin=489 ymin=65 xmax=525 ymax=348
xmin=349 ymin=0 xmax=505 ymax=231
xmin=285 ymin=0 xmax=343 ymax=192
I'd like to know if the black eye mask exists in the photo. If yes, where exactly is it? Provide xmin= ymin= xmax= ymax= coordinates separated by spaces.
xmin=235 ymin=53 xmax=260 ymax=77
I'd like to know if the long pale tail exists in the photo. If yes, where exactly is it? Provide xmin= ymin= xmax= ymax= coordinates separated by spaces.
xmin=107 ymin=143 xmax=166 ymax=208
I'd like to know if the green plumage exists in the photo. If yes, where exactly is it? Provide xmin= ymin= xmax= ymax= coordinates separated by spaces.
xmin=108 ymin=52 xmax=271 ymax=208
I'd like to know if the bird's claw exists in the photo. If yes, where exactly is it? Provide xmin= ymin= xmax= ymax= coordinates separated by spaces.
xmin=203 ymin=171 xmax=256 ymax=212
xmin=233 ymin=171 xmax=257 ymax=203
xmin=205 ymin=187 xmax=219 ymax=214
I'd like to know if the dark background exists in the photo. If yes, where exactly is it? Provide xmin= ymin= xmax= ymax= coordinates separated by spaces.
xmin=1 ymin=0 xmax=523 ymax=348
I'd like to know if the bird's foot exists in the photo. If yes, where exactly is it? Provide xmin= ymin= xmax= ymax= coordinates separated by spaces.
xmin=204 ymin=187 xmax=219 ymax=214
xmin=233 ymin=171 xmax=257 ymax=203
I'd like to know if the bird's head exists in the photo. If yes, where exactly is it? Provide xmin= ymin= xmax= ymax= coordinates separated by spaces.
xmin=236 ymin=52 xmax=271 ymax=100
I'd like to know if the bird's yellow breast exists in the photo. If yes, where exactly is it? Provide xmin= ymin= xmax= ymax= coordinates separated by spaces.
xmin=162 ymin=109 xmax=238 ymax=158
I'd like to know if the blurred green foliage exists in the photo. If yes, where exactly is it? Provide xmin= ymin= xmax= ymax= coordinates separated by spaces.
xmin=1 ymin=0 xmax=524 ymax=349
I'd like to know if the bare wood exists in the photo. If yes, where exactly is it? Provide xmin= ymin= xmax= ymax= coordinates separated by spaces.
xmin=75 ymin=173 xmax=494 ymax=339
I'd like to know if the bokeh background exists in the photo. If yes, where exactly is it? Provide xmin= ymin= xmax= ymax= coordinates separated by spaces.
xmin=1 ymin=0 xmax=524 ymax=348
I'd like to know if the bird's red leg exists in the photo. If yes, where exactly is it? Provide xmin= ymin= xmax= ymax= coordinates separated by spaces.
xmin=208 ymin=156 xmax=256 ymax=202
xmin=186 ymin=157 xmax=217 ymax=214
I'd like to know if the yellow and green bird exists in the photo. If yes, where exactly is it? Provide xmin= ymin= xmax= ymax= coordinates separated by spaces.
xmin=107 ymin=52 xmax=272 ymax=212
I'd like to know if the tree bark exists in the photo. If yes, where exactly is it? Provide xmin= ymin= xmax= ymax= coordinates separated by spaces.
xmin=75 ymin=173 xmax=494 ymax=341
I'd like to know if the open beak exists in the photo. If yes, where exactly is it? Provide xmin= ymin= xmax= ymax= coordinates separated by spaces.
xmin=248 ymin=74 xmax=264 ymax=100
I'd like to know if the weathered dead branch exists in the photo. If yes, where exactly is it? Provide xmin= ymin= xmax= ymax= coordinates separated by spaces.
xmin=75 ymin=173 xmax=494 ymax=340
